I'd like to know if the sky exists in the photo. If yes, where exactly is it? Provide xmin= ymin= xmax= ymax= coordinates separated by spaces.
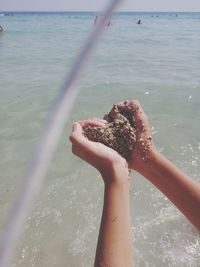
xmin=0 ymin=0 xmax=199 ymax=12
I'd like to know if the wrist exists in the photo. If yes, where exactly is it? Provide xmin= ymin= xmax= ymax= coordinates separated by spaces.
xmin=135 ymin=148 xmax=161 ymax=177
xmin=100 ymin=160 xmax=131 ymax=188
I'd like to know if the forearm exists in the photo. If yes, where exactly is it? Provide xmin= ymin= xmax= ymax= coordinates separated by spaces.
xmin=141 ymin=149 xmax=200 ymax=230
xmin=94 ymin=177 xmax=134 ymax=267
xmin=70 ymin=119 xmax=134 ymax=265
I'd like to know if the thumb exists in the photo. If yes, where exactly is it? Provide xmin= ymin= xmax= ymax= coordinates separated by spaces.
xmin=69 ymin=122 xmax=89 ymax=151
xmin=69 ymin=122 xmax=98 ymax=160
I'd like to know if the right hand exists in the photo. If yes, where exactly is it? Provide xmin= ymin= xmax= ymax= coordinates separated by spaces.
xmin=117 ymin=100 xmax=156 ymax=173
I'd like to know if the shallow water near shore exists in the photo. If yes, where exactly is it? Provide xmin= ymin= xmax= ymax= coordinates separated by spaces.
xmin=0 ymin=11 xmax=200 ymax=266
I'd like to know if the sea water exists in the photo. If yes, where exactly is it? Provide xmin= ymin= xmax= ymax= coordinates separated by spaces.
xmin=0 ymin=11 xmax=200 ymax=266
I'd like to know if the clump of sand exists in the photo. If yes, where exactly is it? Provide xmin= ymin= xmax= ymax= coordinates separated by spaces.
xmin=83 ymin=104 xmax=137 ymax=161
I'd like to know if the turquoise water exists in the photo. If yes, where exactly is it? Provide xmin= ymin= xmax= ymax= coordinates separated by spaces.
xmin=0 ymin=12 xmax=200 ymax=266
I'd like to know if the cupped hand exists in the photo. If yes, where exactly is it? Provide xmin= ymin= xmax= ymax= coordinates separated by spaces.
xmin=117 ymin=100 xmax=156 ymax=173
xmin=69 ymin=119 xmax=130 ymax=185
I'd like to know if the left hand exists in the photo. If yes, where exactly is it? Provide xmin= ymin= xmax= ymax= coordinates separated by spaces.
xmin=69 ymin=119 xmax=130 ymax=185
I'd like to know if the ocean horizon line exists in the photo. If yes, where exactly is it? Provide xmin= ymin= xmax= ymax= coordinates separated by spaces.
xmin=0 ymin=10 xmax=200 ymax=14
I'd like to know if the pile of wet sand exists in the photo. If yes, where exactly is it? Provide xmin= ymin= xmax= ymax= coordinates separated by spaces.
xmin=83 ymin=104 xmax=137 ymax=161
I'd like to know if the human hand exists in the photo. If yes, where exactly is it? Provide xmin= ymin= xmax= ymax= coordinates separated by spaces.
xmin=117 ymin=100 xmax=156 ymax=173
xmin=69 ymin=119 xmax=130 ymax=185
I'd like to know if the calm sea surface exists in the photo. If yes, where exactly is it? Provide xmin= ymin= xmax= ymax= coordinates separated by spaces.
xmin=0 ymin=11 xmax=200 ymax=267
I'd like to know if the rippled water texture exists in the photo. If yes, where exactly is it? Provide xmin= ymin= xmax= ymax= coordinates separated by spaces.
xmin=0 ymin=12 xmax=200 ymax=266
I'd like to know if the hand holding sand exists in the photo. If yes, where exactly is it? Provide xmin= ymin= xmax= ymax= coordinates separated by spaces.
xmin=82 ymin=99 xmax=155 ymax=173
xmin=69 ymin=119 xmax=130 ymax=185
xmin=70 ymin=100 xmax=200 ymax=232
xmin=116 ymin=100 xmax=155 ymax=172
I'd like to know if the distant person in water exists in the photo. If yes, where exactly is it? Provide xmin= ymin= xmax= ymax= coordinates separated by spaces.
xmin=137 ymin=19 xmax=141 ymax=25
xmin=107 ymin=20 xmax=112 ymax=26
xmin=94 ymin=15 xmax=112 ymax=27
xmin=0 ymin=25 xmax=3 ymax=32
xmin=94 ymin=15 xmax=98 ymax=26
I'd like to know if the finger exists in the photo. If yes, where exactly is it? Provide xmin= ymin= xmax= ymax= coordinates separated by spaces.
xmin=71 ymin=132 xmax=102 ymax=166
xmin=78 ymin=119 xmax=107 ymax=128
xmin=71 ymin=122 xmax=83 ymax=136
xmin=127 ymin=100 xmax=142 ymax=113
xmin=69 ymin=120 xmax=106 ymax=149
xmin=69 ymin=122 xmax=85 ymax=144
xmin=116 ymin=100 xmax=129 ymax=108
xmin=90 ymin=118 xmax=107 ymax=124
xmin=69 ymin=122 xmax=99 ymax=156
xmin=131 ymin=102 xmax=150 ymax=134
xmin=116 ymin=100 xmax=147 ymax=126
xmin=117 ymin=100 xmax=150 ymax=133
xmin=86 ymin=118 xmax=107 ymax=126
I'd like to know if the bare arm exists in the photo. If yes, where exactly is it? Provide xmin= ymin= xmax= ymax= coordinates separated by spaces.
xmin=118 ymin=100 xmax=200 ymax=231
xmin=141 ymin=149 xmax=200 ymax=230
xmin=94 ymin=171 xmax=133 ymax=267
xmin=70 ymin=120 xmax=134 ymax=267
